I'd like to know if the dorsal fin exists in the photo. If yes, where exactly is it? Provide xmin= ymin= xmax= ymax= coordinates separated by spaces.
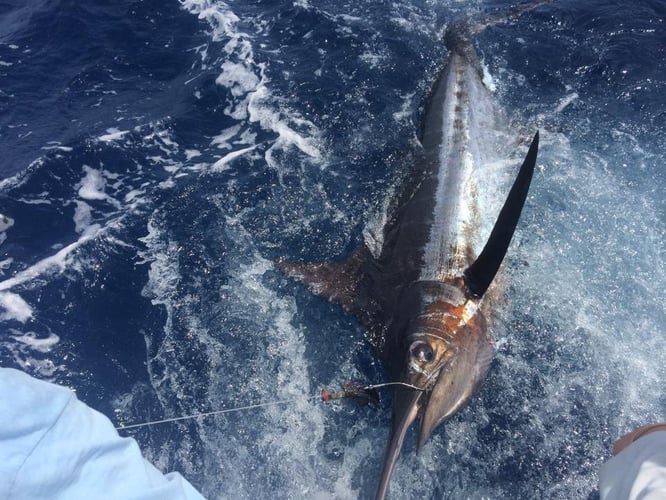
xmin=464 ymin=131 xmax=539 ymax=298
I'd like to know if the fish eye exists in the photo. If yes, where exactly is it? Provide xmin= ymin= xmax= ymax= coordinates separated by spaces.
xmin=410 ymin=341 xmax=434 ymax=363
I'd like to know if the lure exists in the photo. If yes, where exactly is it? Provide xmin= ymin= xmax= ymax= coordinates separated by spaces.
xmin=321 ymin=382 xmax=381 ymax=408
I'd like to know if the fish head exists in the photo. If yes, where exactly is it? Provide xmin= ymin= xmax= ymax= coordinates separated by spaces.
xmin=375 ymin=290 xmax=495 ymax=500
xmin=408 ymin=323 xmax=494 ymax=450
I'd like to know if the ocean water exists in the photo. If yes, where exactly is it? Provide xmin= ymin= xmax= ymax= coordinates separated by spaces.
xmin=1 ymin=0 xmax=665 ymax=498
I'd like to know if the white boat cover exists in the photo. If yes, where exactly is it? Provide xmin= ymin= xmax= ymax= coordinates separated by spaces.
xmin=0 ymin=368 xmax=205 ymax=500
xmin=599 ymin=430 xmax=666 ymax=500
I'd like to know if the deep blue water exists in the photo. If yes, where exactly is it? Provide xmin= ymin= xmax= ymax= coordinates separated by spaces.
xmin=1 ymin=0 xmax=665 ymax=498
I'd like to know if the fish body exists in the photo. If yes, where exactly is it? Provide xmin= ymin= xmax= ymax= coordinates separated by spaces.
xmin=278 ymin=6 xmax=545 ymax=499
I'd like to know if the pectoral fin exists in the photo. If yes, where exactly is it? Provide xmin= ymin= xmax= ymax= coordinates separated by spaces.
xmin=275 ymin=246 xmax=371 ymax=316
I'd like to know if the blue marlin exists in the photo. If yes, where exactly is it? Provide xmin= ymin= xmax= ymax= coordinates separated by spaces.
xmin=278 ymin=2 xmax=547 ymax=498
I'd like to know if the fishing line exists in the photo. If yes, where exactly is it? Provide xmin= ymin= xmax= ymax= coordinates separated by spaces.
xmin=363 ymin=382 xmax=424 ymax=391
xmin=115 ymin=381 xmax=423 ymax=431
xmin=115 ymin=395 xmax=320 ymax=431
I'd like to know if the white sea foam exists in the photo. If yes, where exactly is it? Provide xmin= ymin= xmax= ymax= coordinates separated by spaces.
xmin=75 ymin=165 xmax=124 ymax=224
xmin=73 ymin=201 xmax=93 ymax=234
xmin=392 ymin=92 xmax=415 ymax=123
xmin=124 ymin=189 xmax=146 ymax=204
xmin=486 ymin=126 xmax=666 ymax=497
xmin=184 ymin=149 xmax=202 ymax=160
xmin=0 ymin=258 xmax=13 ymax=274
xmin=0 ymin=292 xmax=33 ymax=322
xmin=15 ymin=196 xmax=51 ymax=205
xmin=0 ymin=227 xmax=102 ymax=292
xmin=211 ymin=125 xmax=241 ymax=149
xmin=10 ymin=330 xmax=60 ymax=352
xmin=41 ymin=145 xmax=74 ymax=152
xmin=1 ymin=329 xmax=61 ymax=377
xmin=216 ymin=61 xmax=260 ymax=97
xmin=0 ymin=213 xmax=14 ymax=232
xmin=134 ymin=208 xmax=340 ymax=497
xmin=98 ymin=128 xmax=129 ymax=142
xmin=180 ymin=0 xmax=240 ymax=42
xmin=555 ymin=92 xmax=579 ymax=113
xmin=210 ymin=145 xmax=258 ymax=171
xmin=181 ymin=0 xmax=323 ymax=172
xmin=210 ymin=218 xmax=330 ymax=498
xmin=0 ymin=124 xmax=169 ymax=314
xmin=360 ymin=51 xmax=387 ymax=69
xmin=78 ymin=165 xmax=108 ymax=201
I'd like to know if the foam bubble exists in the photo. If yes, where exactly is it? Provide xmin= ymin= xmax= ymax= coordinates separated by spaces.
xmin=555 ymin=92 xmax=579 ymax=113
xmin=73 ymin=201 xmax=93 ymax=234
xmin=76 ymin=165 xmax=123 ymax=211
xmin=360 ymin=51 xmax=387 ymax=69
xmin=0 ymin=258 xmax=13 ymax=274
xmin=0 ymin=292 xmax=33 ymax=322
xmin=392 ymin=92 xmax=416 ymax=123
xmin=0 ymin=213 xmax=14 ymax=232
xmin=78 ymin=165 xmax=108 ymax=201
xmin=210 ymin=145 xmax=258 ymax=172
xmin=216 ymin=61 xmax=260 ymax=97
xmin=180 ymin=0 xmax=240 ymax=43
xmin=211 ymin=125 xmax=242 ymax=149
xmin=98 ymin=128 xmax=129 ymax=142
xmin=10 ymin=330 xmax=60 ymax=352
xmin=185 ymin=149 xmax=202 ymax=160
